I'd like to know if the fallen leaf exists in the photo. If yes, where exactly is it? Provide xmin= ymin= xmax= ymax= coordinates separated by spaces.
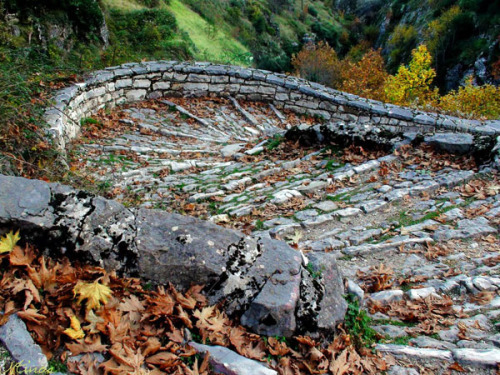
xmin=74 ymin=280 xmax=112 ymax=311
xmin=64 ymin=316 xmax=85 ymax=340
xmin=0 ymin=230 xmax=20 ymax=254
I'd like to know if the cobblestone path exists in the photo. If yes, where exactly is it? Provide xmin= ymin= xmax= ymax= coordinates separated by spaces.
xmin=70 ymin=96 xmax=500 ymax=373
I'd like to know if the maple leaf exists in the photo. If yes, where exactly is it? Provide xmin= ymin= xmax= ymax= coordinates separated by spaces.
xmin=66 ymin=335 xmax=108 ymax=355
xmin=9 ymin=244 xmax=37 ymax=266
xmin=27 ymin=256 xmax=58 ymax=291
xmin=17 ymin=308 xmax=45 ymax=324
xmin=0 ymin=230 xmax=20 ymax=254
xmin=64 ymin=316 xmax=85 ymax=340
xmin=83 ymin=310 xmax=105 ymax=334
xmin=486 ymin=183 xmax=500 ymax=196
xmin=145 ymin=352 xmax=180 ymax=369
xmin=141 ymin=337 xmax=161 ymax=357
xmin=102 ymin=343 xmax=146 ymax=375
xmin=11 ymin=278 xmax=41 ymax=310
xmin=74 ymin=280 xmax=112 ymax=311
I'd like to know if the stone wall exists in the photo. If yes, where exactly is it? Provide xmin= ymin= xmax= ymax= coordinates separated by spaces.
xmin=44 ymin=61 xmax=500 ymax=155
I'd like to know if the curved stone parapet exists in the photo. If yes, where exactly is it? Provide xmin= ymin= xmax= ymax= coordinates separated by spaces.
xmin=44 ymin=61 xmax=500 ymax=161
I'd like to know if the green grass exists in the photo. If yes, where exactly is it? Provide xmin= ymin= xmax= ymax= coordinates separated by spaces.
xmin=372 ymin=319 xmax=416 ymax=327
xmin=102 ymin=0 xmax=145 ymax=10
xmin=306 ymin=263 xmax=323 ymax=279
xmin=255 ymin=219 xmax=265 ymax=230
xmin=344 ymin=294 xmax=378 ymax=348
xmin=167 ymin=0 xmax=252 ymax=66
xmin=266 ymin=134 xmax=284 ymax=151
xmin=391 ymin=336 xmax=411 ymax=345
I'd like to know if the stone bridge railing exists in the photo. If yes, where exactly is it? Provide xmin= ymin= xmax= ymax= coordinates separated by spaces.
xmin=44 ymin=61 xmax=500 ymax=161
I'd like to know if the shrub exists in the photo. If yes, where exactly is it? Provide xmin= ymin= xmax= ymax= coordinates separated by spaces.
xmin=308 ymin=4 xmax=318 ymax=17
xmin=108 ymin=9 xmax=179 ymax=54
xmin=311 ymin=21 xmax=341 ymax=49
xmin=253 ymin=36 xmax=290 ymax=72
xmin=5 ymin=0 xmax=104 ymax=37
xmin=387 ymin=24 xmax=418 ymax=71
xmin=341 ymin=49 xmax=388 ymax=101
xmin=384 ymin=44 xmax=439 ymax=106
xmin=424 ymin=5 xmax=462 ymax=58
xmin=291 ymin=41 xmax=342 ymax=88
xmin=438 ymin=76 xmax=500 ymax=119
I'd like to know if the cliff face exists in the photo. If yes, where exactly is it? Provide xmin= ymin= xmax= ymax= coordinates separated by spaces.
xmin=1 ymin=0 xmax=109 ymax=67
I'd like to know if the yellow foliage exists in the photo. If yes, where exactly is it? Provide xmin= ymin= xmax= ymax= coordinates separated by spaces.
xmin=291 ymin=41 xmax=342 ymax=88
xmin=341 ymin=49 xmax=388 ymax=101
xmin=74 ymin=280 xmax=112 ymax=311
xmin=424 ymin=6 xmax=461 ymax=56
xmin=384 ymin=44 xmax=439 ymax=106
xmin=64 ymin=316 xmax=85 ymax=340
xmin=0 ymin=230 xmax=20 ymax=254
xmin=438 ymin=76 xmax=500 ymax=120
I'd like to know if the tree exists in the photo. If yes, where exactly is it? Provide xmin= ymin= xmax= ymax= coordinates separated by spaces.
xmin=341 ymin=49 xmax=388 ymax=101
xmin=384 ymin=44 xmax=439 ymax=106
xmin=291 ymin=41 xmax=342 ymax=88
xmin=438 ymin=76 xmax=500 ymax=119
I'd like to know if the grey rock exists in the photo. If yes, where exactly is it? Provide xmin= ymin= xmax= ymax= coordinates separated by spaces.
xmin=373 ymin=325 xmax=408 ymax=338
xmin=433 ymin=217 xmax=497 ymax=241
xmin=452 ymin=348 xmax=500 ymax=368
xmin=441 ymin=208 xmax=464 ymax=222
xmin=348 ymin=229 xmax=381 ymax=245
xmin=346 ymin=279 xmax=364 ymax=301
xmin=189 ymin=342 xmax=277 ymax=375
xmin=307 ymin=238 xmax=344 ymax=251
xmin=359 ymin=199 xmax=388 ymax=213
xmin=410 ymin=336 xmax=457 ymax=350
xmin=294 ymin=209 xmax=318 ymax=221
xmin=0 ymin=175 xmax=52 ymax=223
xmin=220 ymin=143 xmax=245 ymax=157
xmin=270 ymin=190 xmax=302 ymax=204
xmin=313 ymin=200 xmax=338 ymax=212
xmin=407 ymin=287 xmax=437 ymax=300
xmin=424 ymin=133 xmax=474 ymax=154
xmin=306 ymin=252 xmax=347 ymax=334
xmin=0 ymin=175 xmax=328 ymax=337
xmin=370 ymin=290 xmax=404 ymax=304
xmin=0 ymin=314 xmax=48 ymax=373
xmin=301 ymin=213 xmax=335 ymax=228
xmin=376 ymin=344 xmax=453 ymax=361
xmin=388 ymin=365 xmax=419 ymax=375
xmin=334 ymin=207 xmax=362 ymax=218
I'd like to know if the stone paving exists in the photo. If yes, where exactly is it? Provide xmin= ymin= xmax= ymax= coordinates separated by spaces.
xmin=68 ymin=96 xmax=500 ymax=372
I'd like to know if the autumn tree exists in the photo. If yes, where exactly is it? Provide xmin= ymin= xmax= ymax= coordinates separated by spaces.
xmin=384 ymin=44 xmax=439 ymax=106
xmin=341 ymin=49 xmax=388 ymax=101
xmin=291 ymin=41 xmax=342 ymax=88
xmin=438 ymin=76 xmax=500 ymax=119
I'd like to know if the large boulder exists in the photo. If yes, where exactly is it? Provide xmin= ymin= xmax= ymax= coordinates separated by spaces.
xmin=0 ymin=174 xmax=346 ymax=337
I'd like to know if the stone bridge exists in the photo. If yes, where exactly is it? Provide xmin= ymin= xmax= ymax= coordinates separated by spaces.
xmin=1 ymin=62 xmax=499 ymax=370
xmin=44 ymin=61 xmax=500 ymax=162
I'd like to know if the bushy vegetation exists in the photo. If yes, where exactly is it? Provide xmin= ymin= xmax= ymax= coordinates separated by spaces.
xmin=106 ymin=7 xmax=192 ymax=63
xmin=0 ymin=0 xmax=194 ymax=178
xmin=384 ymin=45 xmax=439 ymax=106
xmin=439 ymin=76 xmax=500 ymax=119
xmin=291 ymin=41 xmax=342 ymax=87
xmin=4 ymin=0 xmax=104 ymax=36
xmin=292 ymin=41 xmax=499 ymax=119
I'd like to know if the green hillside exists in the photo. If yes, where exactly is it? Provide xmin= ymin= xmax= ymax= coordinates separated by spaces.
xmin=167 ymin=0 xmax=252 ymax=66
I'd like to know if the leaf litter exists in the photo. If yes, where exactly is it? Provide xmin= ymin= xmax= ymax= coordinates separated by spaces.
xmin=0 ymin=232 xmax=391 ymax=374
